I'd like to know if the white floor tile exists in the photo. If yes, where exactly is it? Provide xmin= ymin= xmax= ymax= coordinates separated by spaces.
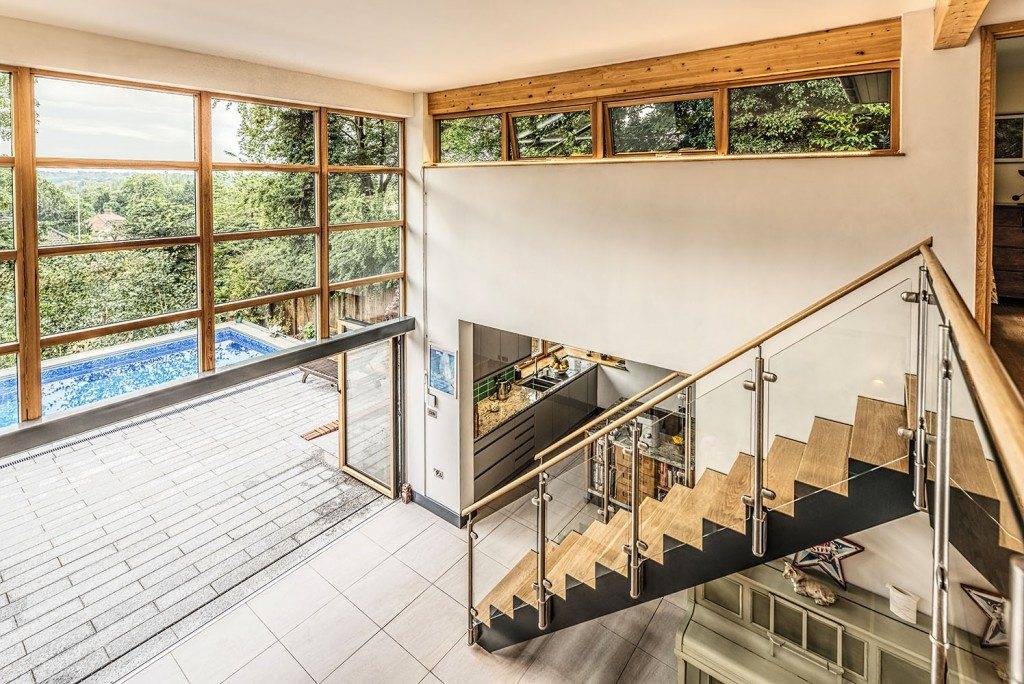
xmin=384 ymin=585 xmax=465 ymax=669
xmin=435 ymin=550 xmax=509 ymax=607
xmin=225 ymin=643 xmax=314 ymax=683
xmin=476 ymin=517 xmax=535 ymax=568
xmin=248 ymin=564 xmax=340 ymax=637
xmin=171 ymin=606 xmax=276 ymax=684
xmin=617 ymin=647 xmax=676 ymax=683
xmin=122 ymin=655 xmax=187 ymax=684
xmin=310 ymin=531 xmax=390 ymax=591
xmin=343 ymin=556 xmax=429 ymax=626
xmin=637 ymin=599 xmax=686 ymax=670
xmin=599 ymin=599 xmax=660 ymax=645
xmin=522 ymin=621 xmax=634 ymax=683
xmin=281 ymin=595 xmax=379 ymax=682
xmin=420 ymin=673 xmax=443 ymax=683
xmin=322 ymin=630 xmax=427 ymax=683
xmin=394 ymin=522 xmax=467 ymax=582
xmin=358 ymin=501 xmax=436 ymax=552
xmin=433 ymin=635 xmax=548 ymax=684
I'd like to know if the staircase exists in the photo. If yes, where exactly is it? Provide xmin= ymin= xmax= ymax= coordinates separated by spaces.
xmin=905 ymin=373 xmax=1024 ymax=595
xmin=472 ymin=387 xmax=919 ymax=651
xmin=459 ymin=241 xmax=1024 ymax=670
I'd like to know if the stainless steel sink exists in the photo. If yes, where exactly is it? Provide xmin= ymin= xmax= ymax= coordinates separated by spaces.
xmin=520 ymin=375 xmax=561 ymax=391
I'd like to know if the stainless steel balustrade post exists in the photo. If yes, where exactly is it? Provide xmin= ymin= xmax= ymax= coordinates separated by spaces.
xmin=930 ymin=324 xmax=953 ymax=683
xmin=914 ymin=266 xmax=931 ymax=511
xmin=1011 ymin=556 xmax=1024 ymax=684
xmin=466 ymin=511 xmax=480 ymax=645
xmin=601 ymin=431 xmax=612 ymax=523
xmin=681 ymin=386 xmax=696 ymax=488
xmin=534 ymin=472 xmax=553 ymax=630
xmin=625 ymin=420 xmax=647 ymax=599
xmin=741 ymin=350 xmax=776 ymax=558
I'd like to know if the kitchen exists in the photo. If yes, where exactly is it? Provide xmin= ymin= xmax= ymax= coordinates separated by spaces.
xmin=470 ymin=323 xmax=695 ymax=512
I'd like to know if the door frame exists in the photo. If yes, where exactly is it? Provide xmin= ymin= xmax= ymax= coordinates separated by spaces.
xmin=978 ymin=21 xmax=1024 ymax=336
xmin=337 ymin=337 xmax=400 ymax=498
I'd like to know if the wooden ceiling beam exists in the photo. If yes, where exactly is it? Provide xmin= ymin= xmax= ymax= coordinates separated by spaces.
xmin=934 ymin=0 xmax=992 ymax=49
xmin=429 ymin=18 xmax=901 ymax=116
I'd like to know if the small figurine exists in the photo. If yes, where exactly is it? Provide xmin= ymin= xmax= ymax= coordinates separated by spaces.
xmin=783 ymin=561 xmax=836 ymax=606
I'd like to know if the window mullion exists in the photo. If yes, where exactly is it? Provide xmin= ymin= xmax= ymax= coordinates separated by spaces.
xmin=317 ymin=107 xmax=331 ymax=339
xmin=197 ymin=92 xmax=216 ymax=372
xmin=12 ymin=66 xmax=41 ymax=421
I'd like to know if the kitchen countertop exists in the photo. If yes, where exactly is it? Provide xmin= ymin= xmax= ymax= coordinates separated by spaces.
xmin=475 ymin=356 xmax=596 ymax=440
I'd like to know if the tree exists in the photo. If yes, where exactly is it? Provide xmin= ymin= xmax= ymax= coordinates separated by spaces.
xmin=729 ymin=76 xmax=891 ymax=154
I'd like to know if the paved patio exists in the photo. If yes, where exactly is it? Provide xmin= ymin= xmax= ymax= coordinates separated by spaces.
xmin=119 ymin=498 xmax=683 ymax=684
xmin=0 ymin=366 xmax=389 ymax=683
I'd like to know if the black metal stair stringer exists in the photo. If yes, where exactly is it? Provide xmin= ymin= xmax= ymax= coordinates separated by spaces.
xmin=475 ymin=459 xmax=918 ymax=652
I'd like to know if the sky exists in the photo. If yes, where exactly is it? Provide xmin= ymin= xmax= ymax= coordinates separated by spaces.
xmin=32 ymin=76 xmax=247 ymax=161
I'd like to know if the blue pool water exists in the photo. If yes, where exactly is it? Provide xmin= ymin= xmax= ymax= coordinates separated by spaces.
xmin=0 ymin=329 xmax=279 ymax=429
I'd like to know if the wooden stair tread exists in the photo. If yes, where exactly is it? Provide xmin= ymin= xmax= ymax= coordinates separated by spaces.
xmin=764 ymin=436 xmax=806 ymax=516
xmin=548 ymin=511 xmax=628 ymax=597
xmin=705 ymin=453 xmax=752 ymax=532
xmin=475 ymin=550 xmax=537 ymax=626
xmin=905 ymin=373 xmax=936 ymax=433
xmin=796 ymin=418 xmax=852 ymax=496
xmin=510 ymin=531 xmax=583 ymax=607
xmin=987 ymin=460 xmax=1024 ymax=552
xmin=949 ymin=417 xmax=998 ymax=500
xmin=639 ymin=485 xmax=690 ymax=562
xmin=664 ymin=469 xmax=727 ymax=549
xmin=849 ymin=396 xmax=908 ymax=472
xmin=594 ymin=510 xmax=632 ymax=576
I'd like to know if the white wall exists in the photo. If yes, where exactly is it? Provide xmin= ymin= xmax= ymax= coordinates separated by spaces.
xmin=413 ymin=8 xmax=981 ymax=515
xmin=0 ymin=15 xmax=412 ymax=116
xmin=401 ymin=7 xmax=1011 ymax=637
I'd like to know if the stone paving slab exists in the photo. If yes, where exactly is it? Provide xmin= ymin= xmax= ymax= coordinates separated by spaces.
xmin=0 ymin=366 xmax=387 ymax=683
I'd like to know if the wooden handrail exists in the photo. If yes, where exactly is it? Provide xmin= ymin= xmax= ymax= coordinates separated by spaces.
xmin=462 ymin=237 xmax=933 ymax=516
xmin=921 ymin=245 xmax=1024 ymax=517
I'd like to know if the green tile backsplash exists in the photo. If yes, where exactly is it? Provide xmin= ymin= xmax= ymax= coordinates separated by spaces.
xmin=473 ymin=366 xmax=517 ymax=402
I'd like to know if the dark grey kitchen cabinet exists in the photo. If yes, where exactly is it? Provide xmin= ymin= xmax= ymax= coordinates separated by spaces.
xmin=472 ymin=325 xmax=533 ymax=381
xmin=473 ymin=364 xmax=598 ymax=499
xmin=534 ymin=395 xmax=555 ymax=451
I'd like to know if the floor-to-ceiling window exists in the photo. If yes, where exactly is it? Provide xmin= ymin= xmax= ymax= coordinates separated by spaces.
xmin=0 ymin=68 xmax=406 ymax=428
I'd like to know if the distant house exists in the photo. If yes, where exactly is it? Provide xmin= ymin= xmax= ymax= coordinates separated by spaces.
xmin=86 ymin=211 xmax=127 ymax=238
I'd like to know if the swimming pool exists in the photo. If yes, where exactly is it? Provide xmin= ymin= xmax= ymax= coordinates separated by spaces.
xmin=0 ymin=329 xmax=280 ymax=429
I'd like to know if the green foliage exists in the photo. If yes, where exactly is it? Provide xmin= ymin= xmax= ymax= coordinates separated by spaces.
xmin=10 ymin=98 xmax=401 ymax=363
xmin=514 ymin=110 xmax=592 ymax=158
xmin=328 ymin=173 xmax=399 ymax=225
xmin=329 ymin=227 xmax=400 ymax=282
xmin=438 ymin=115 xmax=501 ymax=163
xmin=329 ymin=114 xmax=399 ymax=166
xmin=610 ymin=98 xmax=715 ymax=154
xmin=729 ymin=76 xmax=891 ymax=154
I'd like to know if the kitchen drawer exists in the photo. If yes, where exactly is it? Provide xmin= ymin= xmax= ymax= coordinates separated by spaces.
xmin=996 ymin=222 xmax=1024 ymax=249
xmin=475 ymin=454 xmax=518 ymax=498
xmin=994 ymin=247 xmax=1024 ymax=272
xmin=996 ymin=269 xmax=1024 ymax=299
xmin=475 ymin=407 xmax=534 ymax=452
xmin=475 ymin=412 xmax=535 ymax=476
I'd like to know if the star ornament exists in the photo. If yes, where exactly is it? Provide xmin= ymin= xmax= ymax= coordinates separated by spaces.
xmin=962 ymin=585 xmax=1009 ymax=648
xmin=791 ymin=538 xmax=864 ymax=590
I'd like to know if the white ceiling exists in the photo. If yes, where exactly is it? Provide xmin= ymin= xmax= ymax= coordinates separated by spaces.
xmin=0 ymin=0 xmax=933 ymax=93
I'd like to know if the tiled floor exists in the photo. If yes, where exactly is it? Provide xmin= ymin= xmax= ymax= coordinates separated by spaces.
xmin=121 ymin=497 xmax=686 ymax=683
xmin=0 ymin=361 xmax=391 ymax=683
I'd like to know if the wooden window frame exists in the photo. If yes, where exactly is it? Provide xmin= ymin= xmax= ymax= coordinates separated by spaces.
xmin=602 ymin=89 xmax=721 ymax=158
xmin=430 ymin=63 xmax=901 ymax=165
xmin=723 ymin=64 xmax=901 ymax=157
xmin=434 ymin=110 xmax=509 ymax=164
xmin=1 ymin=65 xmax=406 ymax=423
